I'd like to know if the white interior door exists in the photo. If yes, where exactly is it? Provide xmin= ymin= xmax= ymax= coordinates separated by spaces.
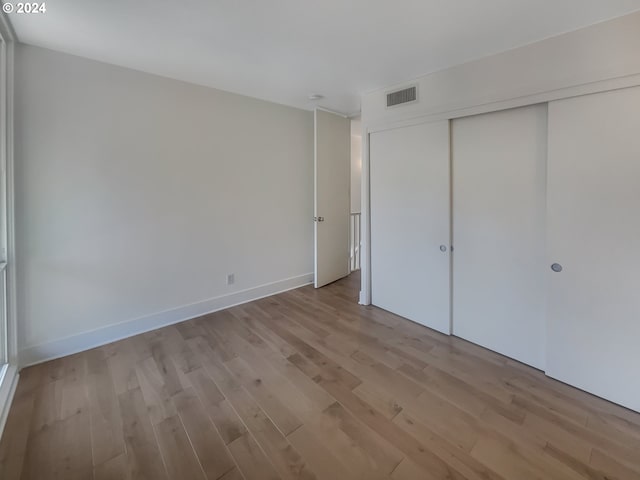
xmin=547 ymin=86 xmax=640 ymax=412
xmin=314 ymin=109 xmax=350 ymax=288
xmin=370 ymin=121 xmax=451 ymax=334
xmin=452 ymin=105 xmax=547 ymax=369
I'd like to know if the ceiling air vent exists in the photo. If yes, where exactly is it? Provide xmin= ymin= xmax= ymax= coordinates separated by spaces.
xmin=386 ymin=86 xmax=417 ymax=107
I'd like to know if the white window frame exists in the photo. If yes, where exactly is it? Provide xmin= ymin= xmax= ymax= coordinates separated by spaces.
xmin=0 ymin=11 xmax=17 ymax=438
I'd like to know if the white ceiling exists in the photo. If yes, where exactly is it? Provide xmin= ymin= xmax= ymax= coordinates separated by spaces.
xmin=8 ymin=0 xmax=640 ymax=114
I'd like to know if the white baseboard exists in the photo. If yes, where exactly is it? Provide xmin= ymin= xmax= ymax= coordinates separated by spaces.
xmin=0 ymin=364 xmax=19 ymax=440
xmin=19 ymin=273 xmax=314 ymax=367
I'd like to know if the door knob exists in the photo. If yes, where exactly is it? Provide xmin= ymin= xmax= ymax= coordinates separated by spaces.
xmin=551 ymin=263 xmax=563 ymax=273
xmin=314 ymin=216 xmax=325 ymax=222
xmin=440 ymin=245 xmax=447 ymax=252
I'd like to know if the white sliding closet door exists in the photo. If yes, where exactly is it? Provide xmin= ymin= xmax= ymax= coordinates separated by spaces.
xmin=370 ymin=121 xmax=450 ymax=334
xmin=452 ymin=105 xmax=547 ymax=369
xmin=547 ymin=87 xmax=640 ymax=412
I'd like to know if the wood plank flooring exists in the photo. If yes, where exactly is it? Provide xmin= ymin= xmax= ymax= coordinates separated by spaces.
xmin=2 ymin=272 xmax=640 ymax=479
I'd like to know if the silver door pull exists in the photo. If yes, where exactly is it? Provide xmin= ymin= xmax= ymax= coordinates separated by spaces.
xmin=314 ymin=216 xmax=325 ymax=222
xmin=440 ymin=245 xmax=447 ymax=252
xmin=551 ymin=263 xmax=563 ymax=273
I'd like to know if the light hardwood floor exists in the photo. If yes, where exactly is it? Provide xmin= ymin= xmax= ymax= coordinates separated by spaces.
xmin=1 ymin=272 xmax=640 ymax=479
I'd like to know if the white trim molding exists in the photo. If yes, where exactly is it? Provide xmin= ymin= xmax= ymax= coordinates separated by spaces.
xmin=19 ymin=273 xmax=313 ymax=367
xmin=365 ymin=72 xmax=640 ymax=135
xmin=358 ymin=130 xmax=371 ymax=305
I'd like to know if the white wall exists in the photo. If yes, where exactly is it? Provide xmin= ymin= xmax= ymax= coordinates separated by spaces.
xmin=362 ymin=11 xmax=640 ymax=127
xmin=15 ymin=45 xmax=314 ymax=364
xmin=350 ymin=117 xmax=361 ymax=213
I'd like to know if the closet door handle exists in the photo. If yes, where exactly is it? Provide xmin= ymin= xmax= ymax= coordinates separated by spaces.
xmin=551 ymin=263 xmax=563 ymax=273
xmin=440 ymin=245 xmax=447 ymax=252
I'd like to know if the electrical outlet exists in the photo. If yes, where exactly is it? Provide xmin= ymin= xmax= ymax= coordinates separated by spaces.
xmin=227 ymin=273 xmax=235 ymax=285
